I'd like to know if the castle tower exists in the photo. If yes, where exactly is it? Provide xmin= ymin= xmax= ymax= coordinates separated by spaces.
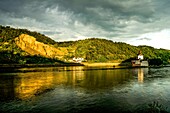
xmin=137 ymin=50 xmax=143 ymax=60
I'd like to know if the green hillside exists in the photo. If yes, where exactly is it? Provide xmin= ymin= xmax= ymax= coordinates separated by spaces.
xmin=0 ymin=25 xmax=60 ymax=64
xmin=0 ymin=25 xmax=170 ymax=65
xmin=0 ymin=25 xmax=56 ymax=44
xmin=58 ymin=38 xmax=170 ymax=64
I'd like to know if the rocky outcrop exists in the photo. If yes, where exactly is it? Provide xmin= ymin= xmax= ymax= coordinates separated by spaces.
xmin=15 ymin=34 xmax=66 ymax=59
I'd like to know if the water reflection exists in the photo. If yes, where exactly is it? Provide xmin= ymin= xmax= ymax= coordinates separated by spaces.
xmin=0 ymin=72 xmax=55 ymax=101
xmin=135 ymin=68 xmax=148 ymax=83
xmin=138 ymin=68 xmax=144 ymax=83
xmin=1 ymin=67 xmax=170 ymax=113
xmin=0 ymin=67 xmax=134 ymax=101
xmin=78 ymin=69 xmax=133 ymax=89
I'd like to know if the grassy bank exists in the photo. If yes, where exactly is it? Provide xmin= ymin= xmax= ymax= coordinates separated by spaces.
xmin=0 ymin=63 xmax=84 ymax=68
xmin=0 ymin=62 xmax=130 ymax=68
xmin=82 ymin=62 xmax=121 ymax=67
xmin=81 ymin=61 xmax=132 ymax=67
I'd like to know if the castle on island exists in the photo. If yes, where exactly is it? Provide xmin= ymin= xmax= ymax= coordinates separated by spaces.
xmin=131 ymin=51 xmax=149 ymax=67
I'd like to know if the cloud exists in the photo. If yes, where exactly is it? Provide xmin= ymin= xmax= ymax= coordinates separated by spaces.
xmin=137 ymin=37 xmax=152 ymax=41
xmin=127 ymin=29 xmax=170 ymax=50
xmin=0 ymin=0 xmax=170 ymax=49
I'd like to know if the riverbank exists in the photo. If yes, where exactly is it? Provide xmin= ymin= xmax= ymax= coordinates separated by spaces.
xmin=1 ymin=63 xmax=170 ymax=73
xmin=0 ymin=63 xmax=84 ymax=68
xmin=82 ymin=62 xmax=121 ymax=67
xmin=0 ymin=62 xmax=134 ymax=73
xmin=0 ymin=62 xmax=127 ymax=68
xmin=0 ymin=62 xmax=169 ymax=70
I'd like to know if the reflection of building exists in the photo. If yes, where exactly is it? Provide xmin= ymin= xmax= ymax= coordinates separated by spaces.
xmin=72 ymin=66 xmax=85 ymax=86
xmin=138 ymin=68 xmax=144 ymax=83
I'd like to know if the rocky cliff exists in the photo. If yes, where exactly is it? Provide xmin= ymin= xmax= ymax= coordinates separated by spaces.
xmin=15 ymin=34 xmax=66 ymax=59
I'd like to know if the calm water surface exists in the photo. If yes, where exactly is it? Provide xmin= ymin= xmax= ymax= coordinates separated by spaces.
xmin=0 ymin=66 xmax=170 ymax=113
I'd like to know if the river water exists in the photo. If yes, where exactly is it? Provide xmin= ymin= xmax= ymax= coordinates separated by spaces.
xmin=0 ymin=66 xmax=170 ymax=113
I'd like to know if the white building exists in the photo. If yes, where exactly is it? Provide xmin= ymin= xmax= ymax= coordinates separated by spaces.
xmin=72 ymin=57 xmax=84 ymax=63
xmin=138 ymin=55 xmax=143 ymax=60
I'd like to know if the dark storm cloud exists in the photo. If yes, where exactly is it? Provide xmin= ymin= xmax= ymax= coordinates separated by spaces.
xmin=53 ymin=0 xmax=156 ymax=32
xmin=0 ymin=0 xmax=153 ymax=28
xmin=1 ymin=0 xmax=170 ymax=49
xmin=0 ymin=0 xmax=25 ymax=12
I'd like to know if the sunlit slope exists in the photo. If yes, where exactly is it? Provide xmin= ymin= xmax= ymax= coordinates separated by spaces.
xmin=15 ymin=34 xmax=66 ymax=59
xmin=58 ymin=38 xmax=170 ymax=64
xmin=0 ymin=25 xmax=56 ymax=44
xmin=0 ymin=25 xmax=170 ymax=64
xmin=0 ymin=25 xmax=67 ymax=64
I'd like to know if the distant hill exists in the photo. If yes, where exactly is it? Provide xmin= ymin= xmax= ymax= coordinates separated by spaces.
xmin=58 ymin=38 xmax=170 ymax=64
xmin=0 ymin=25 xmax=170 ymax=65
xmin=0 ymin=25 xmax=65 ymax=64
xmin=0 ymin=25 xmax=56 ymax=44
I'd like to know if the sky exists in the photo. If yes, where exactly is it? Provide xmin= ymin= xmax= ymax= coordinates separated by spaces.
xmin=0 ymin=0 xmax=170 ymax=50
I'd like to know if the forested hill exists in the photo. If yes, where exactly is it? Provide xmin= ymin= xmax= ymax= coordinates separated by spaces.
xmin=0 ymin=25 xmax=170 ymax=64
xmin=0 ymin=25 xmax=56 ymax=44
xmin=58 ymin=38 xmax=170 ymax=64
xmin=0 ymin=25 xmax=61 ymax=64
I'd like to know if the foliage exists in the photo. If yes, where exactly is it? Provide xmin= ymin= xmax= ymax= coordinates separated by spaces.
xmin=0 ymin=40 xmax=61 ymax=64
xmin=1 ymin=25 xmax=170 ymax=64
xmin=0 ymin=25 xmax=56 ymax=44
xmin=58 ymin=38 xmax=170 ymax=64
xmin=0 ymin=50 xmax=58 ymax=64
xmin=0 ymin=25 xmax=64 ymax=64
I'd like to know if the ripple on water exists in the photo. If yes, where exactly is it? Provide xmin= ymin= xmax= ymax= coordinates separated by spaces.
xmin=1 ymin=67 xmax=170 ymax=113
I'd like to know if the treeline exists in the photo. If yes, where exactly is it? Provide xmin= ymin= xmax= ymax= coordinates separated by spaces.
xmin=0 ymin=25 xmax=61 ymax=64
xmin=58 ymin=38 xmax=170 ymax=64
xmin=0 ymin=25 xmax=170 ymax=65
xmin=0 ymin=25 xmax=56 ymax=44
xmin=0 ymin=40 xmax=62 ymax=64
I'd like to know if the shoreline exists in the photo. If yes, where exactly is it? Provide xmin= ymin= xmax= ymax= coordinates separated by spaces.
xmin=0 ymin=63 xmax=84 ymax=68
xmin=81 ymin=62 xmax=122 ymax=67
xmin=0 ymin=62 xmax=126 ymax=69
xmin=0 ymin=62 xmax=169 ymax=68
xmin=0 ymin=62 xmax=145 ymax=73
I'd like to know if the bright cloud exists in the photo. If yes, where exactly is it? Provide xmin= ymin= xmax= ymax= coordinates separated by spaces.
xmin=0 ymin=0 xmax=170 ymax=49
xmin=127 ymin=29 xmax=170 ymax=50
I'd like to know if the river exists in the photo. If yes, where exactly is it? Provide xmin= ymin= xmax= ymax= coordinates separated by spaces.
xmin=0 ymin=66 xmax=170 ymax=113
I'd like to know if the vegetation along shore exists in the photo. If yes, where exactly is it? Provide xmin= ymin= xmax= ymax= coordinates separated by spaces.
xmin=0 ymin=25 xmax=170 ymax=67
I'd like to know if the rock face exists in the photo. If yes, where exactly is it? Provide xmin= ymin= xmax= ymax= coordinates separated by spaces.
xmin=15 ymin=34 xmax=66 ymax=59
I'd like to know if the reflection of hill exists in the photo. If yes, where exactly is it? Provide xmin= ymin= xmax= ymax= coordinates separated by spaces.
xmin=0 ymin=75 xmax=15 ymax=101
xmin=53 ymin=67 xmax=133 ymax=89
xmin=61 ymin=67 xmax=133 ymax=89
xmin=15 ymin=72 xmax=54 ymax=99
xmin=0 ymin=67 xmax=135 ymax=101
xmin=76 ymin=69 xmax=133 ymax=89
xmin=0 ymin=71 xmax=66 ymax=100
